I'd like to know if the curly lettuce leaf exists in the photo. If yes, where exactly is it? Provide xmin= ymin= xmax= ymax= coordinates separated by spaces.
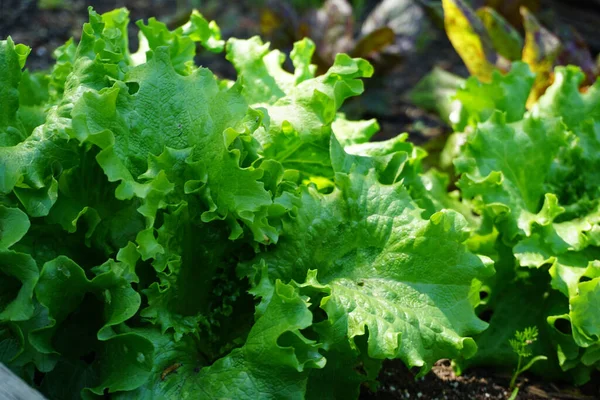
xmin=245 ymin=168 xmax=491 ymax=376
xmin=453 ymin=63 xmax=600 ymax=381
xmin=535 ymin=67 xmax=600 ymax=207
xmin=453 ymin=62 xmax=534 ymax=131
xmin=0 ymin=251 xmax=38 ymax=323
xmin=133 ymin=10 xmax=224 ymax=74
xmin=456 ymin=111 xmax=567 ymax=240
xmin=0 ymin=205 xmax=30 ymax=250
xmin=455 ymin=244 xmax=594 ymax=384
xmin=17 ymin=70 xmax=50 ymax=135
xmin=116 ymin=280 xmax=324 ymax=399
xmin=0 ymin=6 xmax=511 ymax=398
xmin=30 ymin=255 xmax=153 ymax=397
xmin=331 ymin=113 xmax=380 ymax=147
xmin=0 ymin=8 xmax=137 ymax=214
xmin=140 ymin=202 xmax=255 ymax=345
xmin=71 ymin=46 xmax=275 ymax=242
xmin=228 ymin=36 xmax=373 ymax=184
xmin=0 ymin=37 xmax=30 ymax=146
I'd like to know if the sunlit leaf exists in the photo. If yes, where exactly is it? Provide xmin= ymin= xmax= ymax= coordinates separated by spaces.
xmin=521 ymin=7 xmax=561 ymax=104
xmin=442 ymin=0 xmax=499 ymax=81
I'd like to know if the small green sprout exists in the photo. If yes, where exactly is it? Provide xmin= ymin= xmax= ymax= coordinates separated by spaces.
xmin=507 ymin=326 xmax=548 ymax=400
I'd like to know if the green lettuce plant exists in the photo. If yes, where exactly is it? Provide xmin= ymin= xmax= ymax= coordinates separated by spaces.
xmin=449 ymin=62 xmax=600 ymax=384
xmin=0 ymin=7 xmax=491 ymax=399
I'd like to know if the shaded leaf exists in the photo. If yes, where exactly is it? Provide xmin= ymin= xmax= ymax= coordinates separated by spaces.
xmin=352 ymin=27 xmax=396 ymax=59
xmin=555 ymin=25 xmax=598 ymax=86
xmin=361 ymin=0 xmax=429 ymax=57
xmin=305 ymin=0 xmax=355 ymax=69
xmin=477 ymin=7 xmax=523 ymax=61
xmin=409 ymin=67 xmax=465 ymax=125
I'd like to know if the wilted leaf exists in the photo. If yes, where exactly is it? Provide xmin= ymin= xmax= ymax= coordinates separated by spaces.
xmin=352 ymin=27 xmax=396 ymax=59
xmin=361 ymin=0 xmax=430 ymax=56
xmin=556 ymin=26 xmax=598 ymax=86
xmin=477 ymin=7 xmax=522 ymax=61
xmin=482 ymin=0 xmax=540 ymax=28
xmin=521 ymin=7 xmax=561 ymax=104
xmin=442 ymin=0 xmax=499 ymax=81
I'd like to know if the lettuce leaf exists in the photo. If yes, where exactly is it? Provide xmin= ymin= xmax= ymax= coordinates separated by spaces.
xmin=0 ymin=7 xmax=493 ymax=399
xmin=452 ymin=62 xmax=600 ymax=381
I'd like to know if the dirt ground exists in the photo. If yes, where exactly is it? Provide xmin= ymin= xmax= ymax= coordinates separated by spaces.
xmin=362 ymin=360 xmax=600 ymax=400
xmin=1 ymin=1 xmax=599 ymax=399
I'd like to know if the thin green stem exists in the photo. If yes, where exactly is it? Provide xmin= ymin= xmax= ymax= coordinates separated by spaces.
xmin=509 ymin=354 xmax=522 ymax=389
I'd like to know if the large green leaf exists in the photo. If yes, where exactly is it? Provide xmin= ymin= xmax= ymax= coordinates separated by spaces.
xmin=456 ymin=244 xmax=594 ymax=384
xmin=30 ymin=255 xmax=152 ymax=397
xmin=228 ymin=36 xmax=373 ymax=184
xmin=246 ymin=169 xmax=491 ymax=376
xmin=454 ymin=62 xmax=534 ymax=130
xmin=140 ymin=202 xmax=255 ymax=346
xmin=71 ymin=46 xmax=274 ymax=242
xmin=0 ymin=5 xmax=535 ymax=398
xmin=0 ymin=251 xmax=39 ymax=323
xmin=0 ymin=206 xmax=38 ymax=324
xmin=452 ymin=64 xmax=600 ymax=381
xmin=116 ymin=280 xmax=324 ymax=399
xmin=456 ymin=112 xmax=567 ymax=240
xmin=0 ymin=37 xmax=30 ymax=146
xmin=133 ymin=10 xmax=224 ymax=74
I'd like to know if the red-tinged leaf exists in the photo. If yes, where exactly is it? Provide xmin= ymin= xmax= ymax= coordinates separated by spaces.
xmin=305 ymin=0 xmax=354 ymax=68
xmin=477 ymin=7 xmax=523 ymax=61
xmin=555 ymin=26 xmax=599 ymax=86
xmin=442 ymin=0 xmax=498 ymax=82
xmin=481 ymin=0 xmax=540 ymax=28
xmin=521 ymin=7 xmax=561 ymax=104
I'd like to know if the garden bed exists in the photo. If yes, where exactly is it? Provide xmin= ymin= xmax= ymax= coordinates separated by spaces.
xmin=1 ymin=1 xmax=599 ymax=399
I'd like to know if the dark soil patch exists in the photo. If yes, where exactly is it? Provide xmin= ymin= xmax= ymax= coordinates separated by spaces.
xmin=362 ymin=359 xmax=600 ymax=400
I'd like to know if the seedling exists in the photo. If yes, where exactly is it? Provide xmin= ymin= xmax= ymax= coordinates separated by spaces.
xmin=508 ymin=326 xmax=547 ymax=399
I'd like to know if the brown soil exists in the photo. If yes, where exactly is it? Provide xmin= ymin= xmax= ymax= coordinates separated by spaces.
xmin=362 ymin=360 xmax=600 ymax=400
